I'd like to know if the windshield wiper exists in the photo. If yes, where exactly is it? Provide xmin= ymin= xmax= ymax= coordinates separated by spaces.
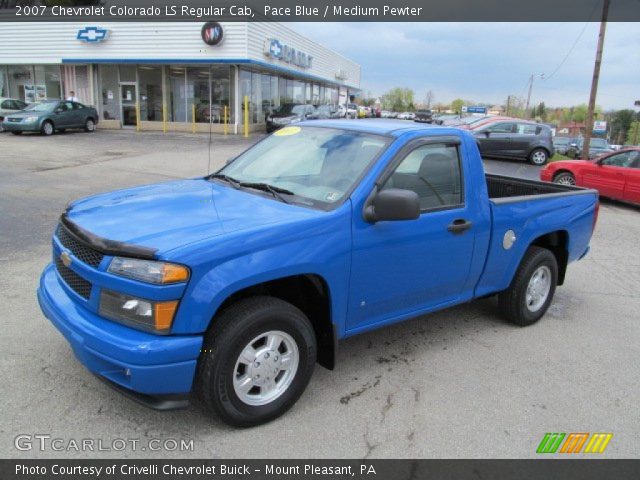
xmin=239 ymin=182 xmax=294 ymax=204
xmin=209 ymin=173 xmax=241 ymax=189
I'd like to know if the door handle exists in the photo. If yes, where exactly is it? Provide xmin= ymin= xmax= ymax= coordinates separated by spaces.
xmin=447 ymin=219 xmax=472 ymax=234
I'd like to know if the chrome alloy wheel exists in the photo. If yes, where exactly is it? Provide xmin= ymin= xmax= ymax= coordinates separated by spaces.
xmin=555 ymin=174 xmax=575 ymax=186
xmin=531 ymin=150 xmax=548 ymax=165
xmin=525 ymin=265 xmax=551 ymax=312
xmin=43 ymin=122 xmax=53 ymax=135
xmin=233 ymin=330 xmax=299 ymax=406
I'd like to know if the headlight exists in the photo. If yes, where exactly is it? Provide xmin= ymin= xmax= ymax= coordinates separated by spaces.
xmin=108 ymin=257 xmax=189 ymax=284
xmin=24 ymin=116 xmax=39 ymax=123
xmin=99 ymin=289 xmax=178 ymax=334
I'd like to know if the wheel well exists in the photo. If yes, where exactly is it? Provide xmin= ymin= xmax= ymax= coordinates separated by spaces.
xmin=215 ymin=275 xmax=336 ymax=370
xmin=530 ymin=231 xmax=569 ymax=285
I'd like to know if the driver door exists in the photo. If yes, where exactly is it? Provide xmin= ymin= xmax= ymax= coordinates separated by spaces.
xmin=583 ymin=151 xmax=633 ymax=200
xmin=348 ymin=139 xmax=477 ymax=331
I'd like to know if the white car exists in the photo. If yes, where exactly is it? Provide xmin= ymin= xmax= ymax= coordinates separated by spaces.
xmin=0 ymin=97 xmax=29 ymax=132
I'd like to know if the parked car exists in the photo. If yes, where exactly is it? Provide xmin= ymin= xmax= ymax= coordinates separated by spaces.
xmin=388 ymin=111 xmax=398 ymax=119
xmin=38 ymin=120 xmax=597 ymax=426
xmin=265 ymin=103 xmax=316 ymax=133
xmin=541 ymin=148 xmax=640 ymax=205
xmin=397 ymin=112 xmax=415 ymax=120
xmin=414 ymin=109 xmax=433 ymax=123
xmin=474 ymin=120 xmax=555 ymax=165
xmin=0 ymin=97 xmax=28 ymax=132
xmin=314 ymin=104 xmax=341 ymax=120
xmin=552 ymin=136 xmax=576 ymax=156
xmin=566 ymin=137 xmax=614 ymax=159
xmin=433 ymin=114 xmax=460 ymax=126
xmin=2 ymin=100 xmax=98 ymax=135
xmin=345 ymin=103 xmax=358 ymax=119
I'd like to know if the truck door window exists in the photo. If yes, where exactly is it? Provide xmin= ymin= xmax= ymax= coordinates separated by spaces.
xmin=383 ymin=144 xmax=463 ymax=210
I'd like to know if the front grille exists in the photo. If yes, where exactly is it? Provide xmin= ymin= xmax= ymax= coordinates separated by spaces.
xmin=55 ymin=224 xmax=105 ymax=267
xmin=55 ymin=257 xmax=92 ymax=300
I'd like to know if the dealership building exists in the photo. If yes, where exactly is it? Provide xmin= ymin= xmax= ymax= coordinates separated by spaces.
xmin=0 ymin=22 xmax=360 ymax=133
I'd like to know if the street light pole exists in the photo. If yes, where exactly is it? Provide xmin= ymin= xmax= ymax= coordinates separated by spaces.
xmin=525 ymin=73 xmax=544 ymax=119
xmin=582 ymin=0 xmax=610 ymax=159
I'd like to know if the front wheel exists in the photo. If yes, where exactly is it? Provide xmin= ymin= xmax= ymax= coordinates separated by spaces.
xmin=195 ymin=296 xmax=316 ymax=427
xmin=41 ymin=121 xmax=54 ymax=136
xmin=553 ymin=172 xmax=576 ymax=186
xmin=529 ymin=148 xmax=549 ymax=165
xmin=498 ymin=246 xmax=558 ymax=326
xmin=84 ymin=118 xmax=96 ymax=132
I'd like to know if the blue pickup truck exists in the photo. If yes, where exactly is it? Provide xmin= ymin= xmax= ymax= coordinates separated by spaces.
xmin=38 ymin=120 xmax=599 ymax=426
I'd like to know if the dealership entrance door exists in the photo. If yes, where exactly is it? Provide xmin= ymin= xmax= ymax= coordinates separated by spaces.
xmin=120 ymin=83 xmax=137 ymax=127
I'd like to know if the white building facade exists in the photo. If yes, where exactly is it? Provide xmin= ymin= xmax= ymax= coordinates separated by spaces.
xmin=0 ymin=22 xmax=360 ymax=133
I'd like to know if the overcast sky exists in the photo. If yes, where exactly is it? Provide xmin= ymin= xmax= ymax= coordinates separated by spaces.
xmin=291 ymin=22 xmax=639 ymax=110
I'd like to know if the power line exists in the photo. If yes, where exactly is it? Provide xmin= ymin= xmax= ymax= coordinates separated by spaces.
xmin=543 ymin=0 xmax=601 ymax=82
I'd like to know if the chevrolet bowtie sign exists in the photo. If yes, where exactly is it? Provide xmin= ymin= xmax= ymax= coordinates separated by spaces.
xmin=264 ymin=39 xmax=313 ymax=69
xmin=77 ymin=26 xmax=109 ymax=43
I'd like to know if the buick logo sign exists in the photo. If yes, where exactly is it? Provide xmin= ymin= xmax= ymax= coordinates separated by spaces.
xmin=201 ymin=22 xmax=223 ymax=46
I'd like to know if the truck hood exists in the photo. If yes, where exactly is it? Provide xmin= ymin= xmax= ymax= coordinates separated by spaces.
xmin=65 ymin=178 xmax=320 ymax=256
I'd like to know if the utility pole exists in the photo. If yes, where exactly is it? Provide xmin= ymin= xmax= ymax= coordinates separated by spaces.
xmin=582 ymin=0 xmax=610 ymax=159
xmin=525 ymin=74 xmax=544 ymax=118
xmin=506 ymin=95 xmax=511 ymax=117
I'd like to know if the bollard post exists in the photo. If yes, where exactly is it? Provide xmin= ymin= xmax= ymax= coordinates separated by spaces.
xmin=244 ymin=95 xmax=249 ymax=138
xmin=162 ymin=104 xmax=167 ymax=133
xmin=192 ymin=104 xmax=196 ymax=134
xmin=135 ymin=103 xmax=140 ymax=132
xmin=224 ymin=105 xmax=228 ymax=136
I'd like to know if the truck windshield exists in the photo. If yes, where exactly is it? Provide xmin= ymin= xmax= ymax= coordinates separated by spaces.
xmin=217 ymin=126 xmax=388 ymax=206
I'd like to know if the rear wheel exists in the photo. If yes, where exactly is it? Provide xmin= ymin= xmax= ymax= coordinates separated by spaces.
xmin=553 ymin=171 xmax=576 ymax=186
xmin=529 ymin=148 xmax=549 ymax=165
xmin=41 ymin=121 xmax=54 ymax=136
xmin=84 ymin=118 xmax=96 ymax=132
xmin=498 ymin=246 xmax=558 ymax=326
xmin=195 ymin=296 xmax=316 ymax=427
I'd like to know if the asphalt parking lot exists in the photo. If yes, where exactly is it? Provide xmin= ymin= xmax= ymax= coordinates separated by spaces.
xmin=1 ymin=128 xmax=638 ymax=459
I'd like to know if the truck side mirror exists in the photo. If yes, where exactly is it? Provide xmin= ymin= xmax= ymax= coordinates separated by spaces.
xmin=364 ymin=188 xmax=420 ymax=223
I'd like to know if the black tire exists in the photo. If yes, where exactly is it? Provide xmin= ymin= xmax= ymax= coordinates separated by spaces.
xmin=553 ymin=171 xmax=576 ymax=186
xmin=195 ymin=296 xmax=316 ymax=427
xmin=84 ymin=117 xmax=96 ymax=132
xmin=11 ymin=131 xmax=22 ymax=135
xmin=529 ymin=148 xmax=549 ymax=165
xmin=498 ymin=246 xmax=558 ymax=327
xmin=41 ymin=120 xmax=54 ymax=136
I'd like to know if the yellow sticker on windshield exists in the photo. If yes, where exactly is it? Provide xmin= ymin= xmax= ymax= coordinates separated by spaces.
xmin=273 ymin=126 xmax=301 ymax=136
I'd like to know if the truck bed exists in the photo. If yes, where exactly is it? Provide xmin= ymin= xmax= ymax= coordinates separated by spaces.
xmin=486 ymin=173 xmax=587 ymax=202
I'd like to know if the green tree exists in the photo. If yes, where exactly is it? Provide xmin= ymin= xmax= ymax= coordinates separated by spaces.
xmin=626 ymin=121 xmax=640 ymax=145
xmin=609 ymin=109 xmax=636 ymax=144
xmin=450 ymin=98 xmax=465 ymax=115
xmin=381 ymin=87 xmax=415 ymax=112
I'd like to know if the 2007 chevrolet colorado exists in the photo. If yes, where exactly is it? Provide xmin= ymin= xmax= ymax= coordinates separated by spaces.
xmin=38 ymin=120 xmax=599 ymax=426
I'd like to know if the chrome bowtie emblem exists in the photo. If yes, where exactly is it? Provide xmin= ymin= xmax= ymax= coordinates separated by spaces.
xmin=60 ymin=251 xmax=72 ymax=267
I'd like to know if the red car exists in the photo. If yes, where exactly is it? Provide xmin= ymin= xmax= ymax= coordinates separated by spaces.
xmin=540 ymin=148 xmax=640 ymax=205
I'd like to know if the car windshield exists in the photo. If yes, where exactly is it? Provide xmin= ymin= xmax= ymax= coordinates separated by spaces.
xmin=216 ymin=126 xmax=389 ymax=207
xmin=273 ymin=104 xmax=305 ymax=115
xmin=24 ymin=102 xmax=56 ymax=112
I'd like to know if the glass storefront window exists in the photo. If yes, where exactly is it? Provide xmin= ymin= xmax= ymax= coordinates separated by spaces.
xmin=99 ymin=65 xmax=120 ymax=120
xmin=33 ymin=65 xmax=61 ymax=101
xmin=187 ymin=67 xmax=209 ymax=123
xmin=0 ymin=66 xmax=8 ymax=97
xmin=292 ymin=80 xmax=304 ymax=103
xmin=138 ymin=66 xmax=162 ymax=121
xmin=270 ymin=75 xmax=279 ymax=111
xmin=251 ymin=71 xmax=262 ymax=124
xmin=239 ymin=69 xmax=252 ymax=124
xmin=119 ymin=65 xmax=136 ymax=83
xmin=7 ymin=65 xmax=34 ymax=102
xmin=211 ymin=65 xmax=231 ymax=123
xmin=168 ymin=66 xmax=186 ymax=122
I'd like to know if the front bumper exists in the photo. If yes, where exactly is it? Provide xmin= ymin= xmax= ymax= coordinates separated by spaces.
xmin=2 ymin=121 xmax=39 ymax=132
xmin=38 ymin=263 xmax=203 ymax=395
